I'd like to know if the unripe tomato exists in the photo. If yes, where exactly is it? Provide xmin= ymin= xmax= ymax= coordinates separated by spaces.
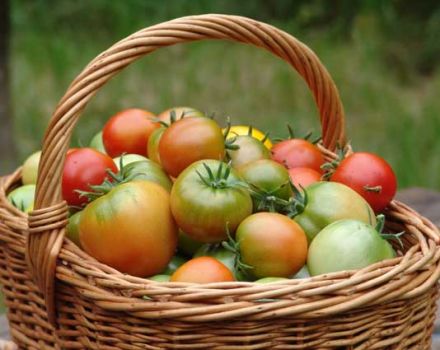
xmin=113 ymin=154 xmax=148 ymax=170
xmin=22 ymin=151 xmax=41 ymax=185
xmin=177 ymin=230 xmax=204 ymax=257
xmin=121 ymin=160 xmax=173 ymax=192
xmin=171 ymin=256 xmax=235 ymax=283
xmin=89 ymin=131 xmax=106 ymax=154
xmin=288 ymin=167 xmax=321 ymax=188
xmin=227 ymin=135 xmax=270 ymax=169
xmin=79 ymin=181 xmax=177 ymax=277
xmin=161 ymin=255 xmax=187 ymax=275
xmin=271 ymin=139 xmax=324 ymax=172
xmin=158 ymin=106 xmax=205 ymax=124
xmin=147 ymin=127 xmax=166 ymax=164
xmin=236 ymin=212 xmax=308 ymax=279
xmin=331 ymin=152 xmax=397 ymax=212
xmin=7 ymin=184 xmax=35 ymax=213
xmin=103 ymin=108 xmax=159 ymax=157
xmin=159 ymin=118 xmax=225 ymax=177
xmin=66 ymin=211 xmax=82 ymax=247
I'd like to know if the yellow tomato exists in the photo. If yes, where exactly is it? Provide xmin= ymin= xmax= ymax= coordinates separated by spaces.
xmin=224 ymin=125 xmax=273 ymax=149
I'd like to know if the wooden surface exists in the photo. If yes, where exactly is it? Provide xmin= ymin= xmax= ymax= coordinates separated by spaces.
xmin=0 ymin=187 xmax=439 ymax=348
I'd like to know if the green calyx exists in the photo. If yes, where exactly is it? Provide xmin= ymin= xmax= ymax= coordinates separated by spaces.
xmin=320 ymin=144 xmax=348 ymax=180
xmin=375 ymin=214 xmax=405 ymax=250
xmin=221 ymin=225 xmax=253 ymax=279
xmin=273 ymin=124 xmax=321 ymax=144
xmin=223 ymin=118 xmax=240 ymax=151
xmin=154 ymin=109 xmax=188 ymax=128
xmin=196 ymin=162 xmax=245 ymax=190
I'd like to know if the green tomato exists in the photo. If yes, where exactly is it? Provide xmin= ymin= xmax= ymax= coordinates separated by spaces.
xmin=149 ymin=274 xmax=171 ymax=282
xmin=121 ymin=160 xmax=173 ymax=192
xmin=66 ymin=211 xmax=82 ymax=247
xmin=147 ymin=126 xmax=165 ymax=164
xmin=170 ymin=160 xmax=253 ymax=243
xmin=113 ymin=154 xmax=148 ymax=170
xmin=177 ymin=230 xmax=204 ymax=257
xmin=227 ymin=135 xmax=270 ymax=168
xmin=255 ymin=277 xmax=289 ymax=283
xmin=292 ymin=265 xmax=310 ymax=279
xmin=22 ymin=151 xmax=41 ymax=185
xmin=89 ymin=131 xmax=106 ymax=154
xmin=295 ymin=182 xmax=376 ymax=243
xmin=161 ymin=255 xmax=187 ymax=275
xmin=7 ymin=184 xmax=35 ymax=213
xmin=237 ymin=159 xmax=292 ymax=211
xmin=307 ymin=219 xmax=396 ymax=276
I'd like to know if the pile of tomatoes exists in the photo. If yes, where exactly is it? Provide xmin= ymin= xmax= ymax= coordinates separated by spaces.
xmin=10 ymin=107 xmax=399 ymax=283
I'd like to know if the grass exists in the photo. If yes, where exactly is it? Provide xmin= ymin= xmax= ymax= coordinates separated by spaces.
xmin=7 ymin=2 xmax=440 ymax=190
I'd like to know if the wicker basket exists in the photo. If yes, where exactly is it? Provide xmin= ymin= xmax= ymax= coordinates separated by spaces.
xmin=0 ymin=14 xmax=439 ymax=349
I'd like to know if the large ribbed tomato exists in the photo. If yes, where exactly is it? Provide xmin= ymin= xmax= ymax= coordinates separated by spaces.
xmin=79 ymin=181 xmax=177 ymax=277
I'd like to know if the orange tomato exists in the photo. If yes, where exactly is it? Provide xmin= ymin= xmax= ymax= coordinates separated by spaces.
xmin=288 ymin=167 xmax=322 ymax=188
xmin=171 ymin=256 xmax=235 ymax=283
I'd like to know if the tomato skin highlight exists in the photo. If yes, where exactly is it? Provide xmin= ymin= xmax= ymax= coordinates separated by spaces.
xmin=62 ymin=148 xmax=118 ymax=207
xmin=236 ymin=212 xmax=308 ymax=279
xmin=171 ymin=256 xmax=235 ymax=283
xmin=159 ymin=118 xmax=225 ymax=177
xmin=271 ymin=139 xmax=324 ymax=172
xmin=79 ymin=181 xmax=177 ymax=277
xmin=288 ymin=167 xmax=322 ymax=188
xmin=170 ymin=160 xmax=253 ymax=243
xmin=331 ymin=152 xmax=397 ymax=212
xmin=103 ymin=108 xmax=159 ymax=157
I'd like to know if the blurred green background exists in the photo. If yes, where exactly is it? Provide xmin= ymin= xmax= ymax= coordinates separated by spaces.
xmin=3 ymin=0 xmax=440 ymax=189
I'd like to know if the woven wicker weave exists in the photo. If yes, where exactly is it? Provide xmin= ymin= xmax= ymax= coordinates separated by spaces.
xmin=0 ymin=14 xmax=439 ymax=349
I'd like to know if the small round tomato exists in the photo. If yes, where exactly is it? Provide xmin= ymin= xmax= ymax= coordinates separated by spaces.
xmin=224 ymin=125 xmax=273 ymax=149
xmin=158 ymin=106 xmax=205 ymax=124
xmin=66 ymin=211 xmax=82 ymax=247
xmin=62 ymin=148 xmax=118 ymax=207
xmin=170 ymin=256 xmax=234 ymax=283
xmin=22 ymin=151 xmax=41 ymax=185
xmin=227 ymin=135 xmax=270 ymax=168
xmin=7 ymin=184 xmax=35 ymax=213
xmin=113 ymin=154 xmax=148 ymax=170
xmin=331 ymin=152 xmax=397 ymax=212
xmin=194 ymin=244 xmax=237 ymax=277
xmin=147 ymin=126 xmax=166 ymax=164
xmin=307 ymin=219 xmax=395 ymax=276
xmin=236 ymin=212 xmax=308 ymax=279
xmin=161 ymin=255 xmax=187 ymax=275
xmin=103 ymin=108 xmax=159 ymax=157
xmin=171 ymin=160 xmax=252 ymax=243
xmin=294 ymin=182 xmax=376 ymax=242
xmin=288 ymin=167 xmax=322 ymax=188
xmin=271 ymin=139 xmax=324 ymax=172
xmin=121 ymin=160 xmax=172 ymax=192
xmin=89 ymin=131 xmax=106 ymax=154
xmin=79 ymin=181 xmax=177 ymax=277
xmin=237 ymin=159 xmax=292 ymax=211
xmin=159 ymin=117 xmax=225 ymax=177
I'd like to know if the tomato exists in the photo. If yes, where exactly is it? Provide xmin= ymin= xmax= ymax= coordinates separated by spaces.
xmin=113 ymin=154 xmax=148 ymax=170
xmin=7 ymin=184 xmax=35 ymax=213
xmin=331 ymin=152 xmax=397 ymax=212
xmin=170 ymin=256 xmax=234 ymax=283
xmin=66 ymin=211 xmax=82 ymax=247
xmin=271 ymin=139 xmax=324 ymax=172
xmin=171 ymin=160 xmax=252 ymax=243
xmin=177 ymin=230 xmax=204 ymax=257
xmin=147 ymin=126 xmax=165 ymax=164
xmin=62 ymin=148 xmax=118 ymax=207
xmin=255 ymin=277 xmax=289 ymax=283
xmin=288 ymin=167 xmax=321 ymax=188
xmin=292 ymin=265 xmax=310 ymax=279
xmin=103 ymin=108 xmax=159 ymax=157
xmin=149 ymin=274 xmax=171 ymax=282
xmin=236 ymin=212 xmax=308 ymax=279
xmin=158 ymin=106 xmax=205 ymax=124
xmin=89 ymin=131 xmax=106 ymax=154
xmin=161 ymin=255 xmax=187 ymax=275
xmin=194 ymin=244 xmax=237 ymax=276
xmin=227 ymin=135 xmax=270 ymax=169
xmin=224 ymin=125 xmax=273 ymax=149
xmin=307 ymin=219 xmax=395 ymax=276
xmin=121 ymin=160 xmax=172 ymax=192
xmin=237 ymin=159 xmax=292 ymax=212
xmin=159 ymin=117 xmax=225 ymax=177
xmin=22 ymin=151 xmax=41 ymax=185
xmin=79 ymin=181 xmax=177 ymax=277
xmin=292 ymin=182 xmax=376 ymax=243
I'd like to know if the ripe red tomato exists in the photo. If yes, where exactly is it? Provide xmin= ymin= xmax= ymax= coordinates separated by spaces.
xmin=102 ymin=108 xmax=159 ymax=157
xmin=62 ymin=148 xmax=117 ymax=206
xmin=288 ymin=167 xmax=322 ymax=188
xmin=330 ymin=152 xmax=397 ymax=212
xmin=159 ymin=117 xmax=225 ymax=177
xmin=271 ymin=139 xmax=324 ymax=172
xmin=170 ymin=256 xmax=234 ymax=283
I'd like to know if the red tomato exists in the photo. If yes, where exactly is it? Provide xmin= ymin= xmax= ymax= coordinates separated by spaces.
xmin=102 ymin=108 xmax=159 ymax=157
xmin=159 ymin=117 xmax=225 ymax=177
xmin=62 ymin=148 xmax=117 ymax=206
xmin=271 ymin=139 xmax=324 ymax=172
xmin=288 ymin=167 xmax=322 ymax=188
xmin=330 ymin=152 xmax=397 ymax=212
xmin=170 ymin=256 xmax=234 ymax=283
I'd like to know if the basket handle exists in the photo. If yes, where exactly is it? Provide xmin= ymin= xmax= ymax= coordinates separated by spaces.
xmin=26 ymin=14 xmax=346 ymax=325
